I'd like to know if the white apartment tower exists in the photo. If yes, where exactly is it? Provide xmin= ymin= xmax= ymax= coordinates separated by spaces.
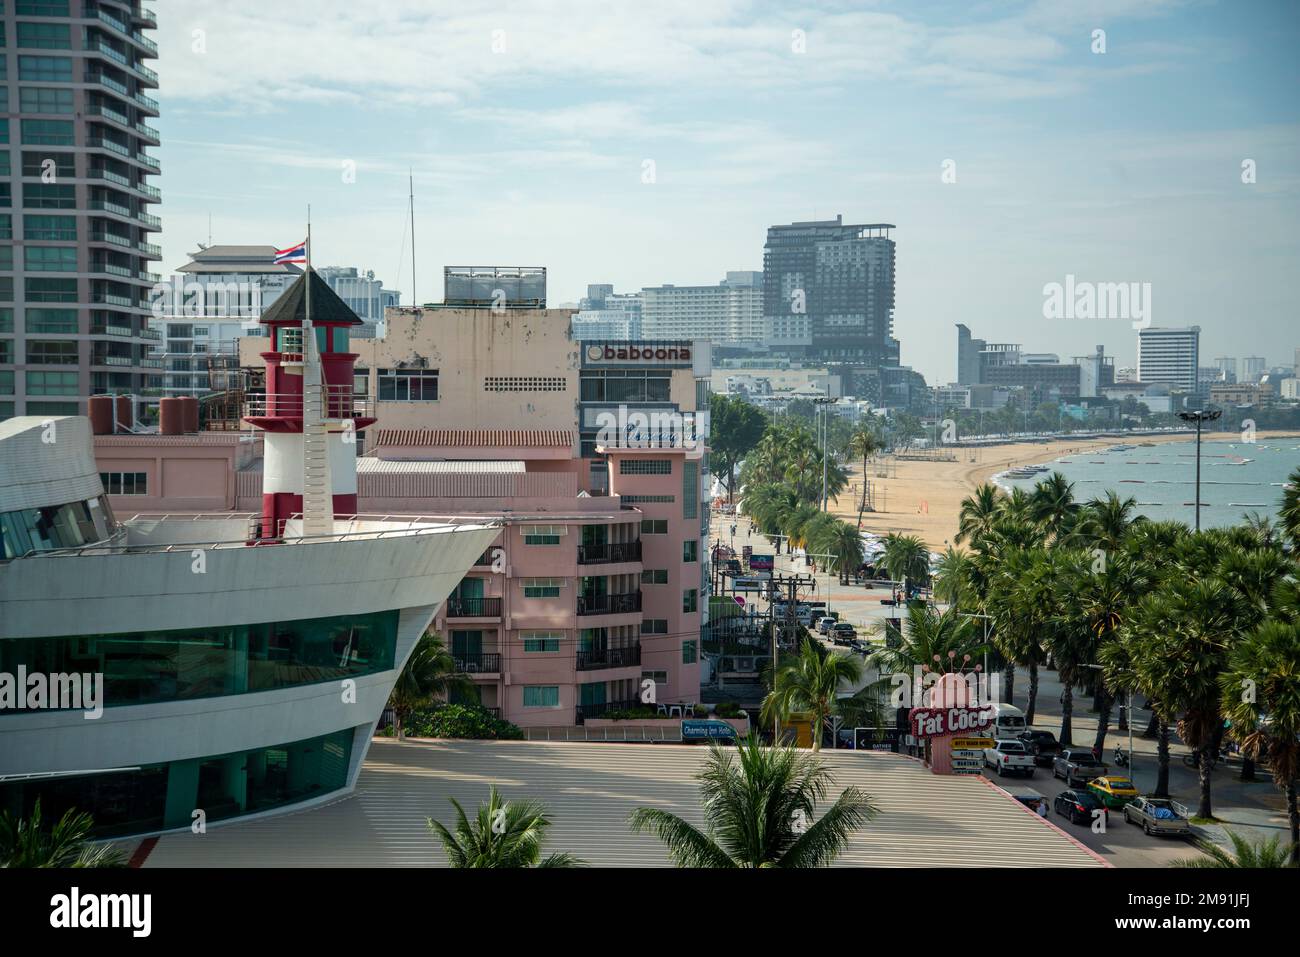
xmin=641 ymin=272 xmax=762 ymax=345
xmin=1138 ymin=326 xmax=1200 ymax=393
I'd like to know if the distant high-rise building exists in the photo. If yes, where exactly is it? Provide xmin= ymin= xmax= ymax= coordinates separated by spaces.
xmin=1 ymin=2 xmax=161 ymax=421
xmin=1294 ymin=347 xmax=1300 ymax=376
xmin=642 ymin=272 xmax=762 ymax=344
xmin=1242 ymin=356 xmax=1266 ymax=382
xmin=1138 ymin=326 xmax=1200 ymax=394
xmin=955 ymin=323 xmax=985 ymax=385
xmin=1214 ymin=356 xmax=1238 ymax=380
xmin=316 ymin=267 xmax=399 ymax=324
xmin=762 ymin=216 xmax=896 ymax=364
xmin=571 ymin=285 xmax=642 ymax=340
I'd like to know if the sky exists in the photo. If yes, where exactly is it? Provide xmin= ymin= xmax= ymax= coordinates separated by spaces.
xmin=153 ymin=0 xmax=1300 ymax=384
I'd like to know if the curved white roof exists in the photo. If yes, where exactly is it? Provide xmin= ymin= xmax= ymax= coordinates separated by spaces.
xmin=0 ymin=416 xmax=103 ymax=513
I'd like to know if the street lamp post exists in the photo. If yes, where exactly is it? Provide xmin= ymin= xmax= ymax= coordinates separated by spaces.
xmin=1176 ymin=407 xmax=1223 ymax=532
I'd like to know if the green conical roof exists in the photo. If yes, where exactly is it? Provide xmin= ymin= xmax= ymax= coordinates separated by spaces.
xmin=259 ymin=268 xmax=363 ymax=326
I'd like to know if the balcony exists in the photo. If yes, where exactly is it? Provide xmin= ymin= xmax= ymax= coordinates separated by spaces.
xmin=243 ymin=386 xmax=373 ymax=422
xmin=576 ymin=591 xmax=642 ymax=616
xmin=575 ymin=699 xmax=641 ymax=724
xmin=452 ymin=652 xmax=501 ymax=674
xmin=445 ymin=596 xmax=503 ymax=619
xmin=576 ymin=643 xmax=642 ymax=671
xmin=577 ymin=541 xmax=642 ymax=565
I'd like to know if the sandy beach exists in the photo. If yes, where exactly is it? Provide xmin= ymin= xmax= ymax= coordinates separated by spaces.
xmin=827 ymin=432 xmax=1300 ymax=550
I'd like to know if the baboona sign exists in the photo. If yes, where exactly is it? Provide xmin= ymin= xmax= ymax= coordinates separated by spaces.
xmin=587 ymin=344 xmax=692 ymax=363
xmin=910 ymin=705 xmax=996 ymax=739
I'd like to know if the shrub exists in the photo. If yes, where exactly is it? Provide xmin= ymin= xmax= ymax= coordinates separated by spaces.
xmin=402 ymin=704 xmax=524 ymax=740
xmin=714 ymin=701 xmax=743 ymax=719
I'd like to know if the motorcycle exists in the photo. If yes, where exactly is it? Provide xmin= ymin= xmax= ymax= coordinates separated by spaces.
xmin=1112 ymin=745 xmax=1129 ymax=768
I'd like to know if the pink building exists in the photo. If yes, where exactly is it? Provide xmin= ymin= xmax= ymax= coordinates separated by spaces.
xmin=95 ymin=300 xmax=712 ymax=728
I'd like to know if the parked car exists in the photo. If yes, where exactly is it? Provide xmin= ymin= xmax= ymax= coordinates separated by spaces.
xmin=1123 ymin=796 xmax=1192 ymax=837
xmin=984 ymin=739 xmax=1036 ymax=777
xmin=1019 ymin=729 xmax=1061 ymax=767
xmin=830 ymin=622 xmax=857 ymax=644
xmin=1053 ymin=748 xmax=1108 ymax=787
xmin=816 ymin=616 xmax=837 ymax=635
xmin=1000 ymin=784 xmax=1049 ymax=813
xmin=1054 ymin=788 xmax=1109 ymax=827
xmin=1087 ymin=775 xmax=1139 ymax=809
xmin=850 ymin=638 xmax=871 ymax=654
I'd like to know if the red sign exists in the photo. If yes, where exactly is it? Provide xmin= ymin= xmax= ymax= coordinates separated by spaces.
xmin=910 ymin=706 xmax=996 ymax=740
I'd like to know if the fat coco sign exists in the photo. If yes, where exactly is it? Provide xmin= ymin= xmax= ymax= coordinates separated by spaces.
xmin=910 ymin=705 xmax=995 ymax=739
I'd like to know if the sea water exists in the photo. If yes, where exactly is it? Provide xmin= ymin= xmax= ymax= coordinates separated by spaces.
xmin=995 ymin=438 xmax=1300 ymax=529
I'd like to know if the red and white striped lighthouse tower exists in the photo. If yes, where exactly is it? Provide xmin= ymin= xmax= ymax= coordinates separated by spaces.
xmin=243 ymin=245 xmax=375 ymax=538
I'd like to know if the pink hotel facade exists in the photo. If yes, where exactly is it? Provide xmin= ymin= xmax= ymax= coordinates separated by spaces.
xmin=90 ymin=304 xmax=712 ymax=727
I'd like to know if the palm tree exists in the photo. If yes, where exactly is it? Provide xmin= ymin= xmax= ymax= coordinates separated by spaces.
xmin=1078 ymin=492 xmax=1146 ymax=554
xmin=1279 ymin=466 xmax=1300 ymax=550
xmin=762 ymin=639 xmax=863 ymax=750
xmin=878 ymin=533 xmax=931 ymax=592
xmin=388 ymin=631 xmax=472 ymax=740
xmin=1174 ymin=829 xmax=1297 ymax=868
xmin=1221 ymin=619 xmax=1300 ymax=864
xmin=428 ymin=786 xmax=584 ymax=868
xmin=1029 ymin=471 xmax=1079 ymax=544
xmin=956 ymin=484 xmax=1004 ymax=546
xmin=931 ymin=546 xmax=972 ymax=609
xmin=868 ymin=603 xmax=987 ymax=711
xmin=816 ymin=519 xmax=866 ymax=585
xmin=628 ymin=735 xmax=877 ymax=867
xmin=848 ymin=425 xmax=882 ymax=528
xmin=0 ymin=800 xmax=125 ymax=868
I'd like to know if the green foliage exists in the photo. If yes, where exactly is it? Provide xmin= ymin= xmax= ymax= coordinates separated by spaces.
xmin=396 ymin=703 xmax=524 ymax=740
xmin=1175 ymin=829 xmax=1297 ymax=869
xmin=709 ymin=393 xmax=768 ymax=502
xmin=429 ymin=786 xmax=585 ymax=868
xmin=0 ymin=800 xmax=126 ymax=868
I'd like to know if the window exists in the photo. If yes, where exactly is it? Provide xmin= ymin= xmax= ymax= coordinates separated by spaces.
xmin=483 ymin=375 xmax=566 ymax=392
xmin=522 ymin=578 xmax=563 ymax=598
xmin=0 ymin=184 xmax=10 ymax=208
xmin=24 ymin=308 xmax=75 ymax=333
xmin=683 ymin=589 xmax=698 ymax=614
xmin=16 ymin=1 xmax=73 ymax=14
xmin=17 ymin=56 xmax=71 ymax=82
xmin=377 ymin=367 xmax=438 ymax=401
xmin=0 ymin=371 xmax=13 ymax=394
xmin=640 ymin=519 xmax=668 ymax=535
xmin=0 ymin=308 xmax=12 ymax=333
xmin=25 ymin=369 xmax=76 ymax=394
xmin=0 ymin=345 xmax=11 ymax=367
xmin=642 ymin=670 xmax=668 ymax=685
xmin=640 ymin=569 xmax=668 ymax=585
xmin=0 ymin=278 xmax=12 ymax=301
xmin=622 ymin=495 xmax=674 ymax=504
xmin=521 ymin=632 xmax=562 ymax=653
xmin=19 ymin=87 xmax=73 ymax=113
xmin=682 ymin=640 xmax=698 ymax=664
xmin=26 ymin=339 xmax=76 ymax=364
xmin=25 ymin=277 xmax=76 ymax=301
xmin=683 ymin=461 xmax=698 ymax=519
xmin=522 ymin=685 xmax=560 ymax=708
xmin=619 ymin=459 xmax=672 ymax=475
xmin=22 ymin=183 xmax=75 ymax=208
xmin=0 ymin=247 xmax=10 ymax=271
xmin=23 ymin=213 xmax=75 ymax=240
xmin=640 ymin=619 xmax=668 ymax=635
xmin=683 ymin=539 xmax=698 ymax=562
xmin=24 ymin=245 xmax=77 ymax=271
xmin=100 ymin=472 xmax=148 ymax=495
xmin=0 ymin=216 xmax=10 ymax=241
xmin=20 ymin=118 xmax=73 ymax=144
xmin=25 ymin=400 xmax=77 ymax=415
xmin=522 ymin=525 xmax=565 ymax=545
xmin=16 ymin=23 xmax=71 ymax=49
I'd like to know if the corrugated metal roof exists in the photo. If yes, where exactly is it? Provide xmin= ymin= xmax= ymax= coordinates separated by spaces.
xmin=142 ymin=739 xmax=1105 ymax=868
xmin=357 ymin=459 xmax=526 ymax=474
xmin=374 ymin=429 xmax=574 ymax=448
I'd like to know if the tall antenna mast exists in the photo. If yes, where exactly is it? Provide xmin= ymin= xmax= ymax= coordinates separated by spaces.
xmin=409 ymin=170 xmax=417 ymax=307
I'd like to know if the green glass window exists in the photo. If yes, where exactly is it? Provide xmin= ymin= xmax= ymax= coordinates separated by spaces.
xmin=20 ymin=118 xmax=72 ymax=144
xmin=0 ymin=307 xmax=12 ymax=332
xmin=682 ymin=640 xmax=698 ymax=665
xmin=19 ymin=86 xmax=72 ymax=113
xmin=24 ymin=400 xmax=78 ymax=415
xmin=25 ymin=277 xmax=76 ymax=301
xmin=0 ymin=350 xmax=11 ymax=372
xmin=26 ymin=339 xmax=77 ymax=364
xmin=683 ymin=461 xmax=698 ymax=519
xmin=0 ymin=609 xmax=400 ymax=711
xmin=522 ymin=578 xmax=562 ymax=598
xmin=0 ymin=215 xmax=11 ymax=240
xmin=640 ymin=619 xmax=668 ymax=635
xmin=522 ymin=633 xmax=561 ymax=653
xmin=24 ymin=245 xmax=77 ymax=271
xmin=523 ymin=524 xmax=563 ymax=545
xmin=0 ymin=278 xmax=13 ymax=301
xmin=683 ymin=539 xmax=698 ymax=562
xmin=17 ymin=55 xmax=71 ymax=81
xmin=17 ymin=1 xmax=73 ymax=15
xmin=25 ymin=369 xmax=76 ymax=394
xmin=16 ymin=23 xmax=71 ymax=49
xmin=522 ymin=685 xmax=560 ymax=708
xmin=640 ymin=569 xmax=668 ymax=584
xmin=0 ymin=247 xmax=10 ymax=271
xmin=25 ymin=307 xmax=76 ymax=332
xmin=640 ymin=519 xmax=668 ymax=534
xmin=23 ymin=214 xmax=75 ymax=240
xmin=22 ymin=183 xmax=75 ymax=208
xmin=683 ymin=589 xmax=698 ymax=613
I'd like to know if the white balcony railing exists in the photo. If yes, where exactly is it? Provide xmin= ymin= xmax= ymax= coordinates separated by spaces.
xmin=243 ymin=386 xmax=372 ymax=421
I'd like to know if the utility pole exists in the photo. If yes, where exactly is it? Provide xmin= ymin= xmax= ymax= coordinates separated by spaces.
xmin=767 ymin=571 xmax=816 ymax=744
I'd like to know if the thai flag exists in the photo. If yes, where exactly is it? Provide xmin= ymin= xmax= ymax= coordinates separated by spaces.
xmin=274 ymin=239 xmax=307 ymax=264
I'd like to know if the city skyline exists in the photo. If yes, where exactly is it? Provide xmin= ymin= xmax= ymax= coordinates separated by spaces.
xmin=153 ymin=0 xmax=1300 ymax=383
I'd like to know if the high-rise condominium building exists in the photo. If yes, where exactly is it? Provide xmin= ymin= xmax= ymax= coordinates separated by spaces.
xmin=762 ymin=216 xmax=896 ymax=364
xmin=1242 ymin=356 xmax=1266 ymax=382
xmin=641 ymin=272 xmax=762 ymax=345
xmin=955 ymin=323 xmax=985 ymax=385
xmin=0 ymin=1 xmax=160 ymax=422
xmin=1137 ymin=326 xmax=1200 ymax=394
xmin=571 ymin=284 xmax=642 ymax=341
xmin=1214 ymin=356 xmax=1238 ymax=383
xmin=316 ymin=266 xmax=399 ymax=325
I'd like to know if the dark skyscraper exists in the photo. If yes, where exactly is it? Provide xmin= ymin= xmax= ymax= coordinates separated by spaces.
xmin=762 ymin=216 xmax=897 ymax=366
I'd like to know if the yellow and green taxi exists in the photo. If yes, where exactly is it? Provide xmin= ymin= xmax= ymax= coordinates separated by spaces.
xmin=1087 ymin=775 xmax=1139 ymax=808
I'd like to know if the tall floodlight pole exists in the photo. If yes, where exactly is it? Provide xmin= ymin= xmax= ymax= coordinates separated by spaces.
xmin=1177 ymin=407 xmax=1223 ymax=531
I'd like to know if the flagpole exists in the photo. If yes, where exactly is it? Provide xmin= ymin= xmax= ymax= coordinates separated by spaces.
xmin=305 ymin=206 xmax=312 ymax=326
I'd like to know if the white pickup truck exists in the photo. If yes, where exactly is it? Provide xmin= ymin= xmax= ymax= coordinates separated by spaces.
xmin=983 ymin=739 xmax=1036 ymax=778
